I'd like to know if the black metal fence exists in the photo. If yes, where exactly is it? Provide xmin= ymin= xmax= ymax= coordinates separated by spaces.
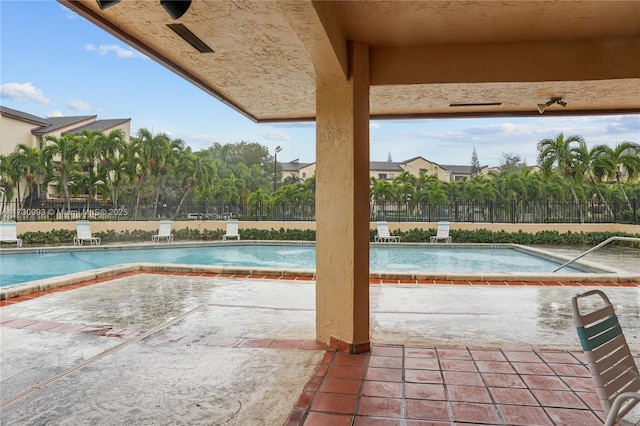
xmin=1 ymin=198 xmax=638 ymax=224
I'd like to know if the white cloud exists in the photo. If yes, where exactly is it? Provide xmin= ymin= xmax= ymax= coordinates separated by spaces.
xmin=176 ymin=132 xmax=228 ymax=151
xmin=68 ymin=99 xmax=92 ymax=111
xmin=0 ymin=82 xmax=50 ymax=104
xmin=370 ymin=122 xmax=381 ymax=129
xmin=47 ymin=110 xmax=64 ymax=118
xmin=261 ymin=130 xmax=292 ymax=141
xmin=84 ymin=43 xmax=146 ymax=59
xmin=606 ymin=115 xmax=640 ymax=135
xmin=464 ymin=122 xmax=534 ymax=136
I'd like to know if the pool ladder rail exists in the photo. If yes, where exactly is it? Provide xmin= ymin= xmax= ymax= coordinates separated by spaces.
xmin=553 ymin=236 xmax=640 ymax=273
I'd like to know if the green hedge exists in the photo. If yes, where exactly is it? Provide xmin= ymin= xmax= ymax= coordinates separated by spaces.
xmin=397 ymin=228 xmax=639 ymax=247
xmin=15 ymin=227 xmax=640 ymax=248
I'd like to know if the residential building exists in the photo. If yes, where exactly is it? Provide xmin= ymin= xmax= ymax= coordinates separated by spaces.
xmin=280 ymin=159 xmax=315 ymax=182
xmin=280 ymin=156 xmax=488 ymax=183
xmin=0 ymin=106 xmax=131 ymax=202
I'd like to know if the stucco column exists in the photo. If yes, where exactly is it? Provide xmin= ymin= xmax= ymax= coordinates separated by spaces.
xmin=315 ymin=42 xmax=370 ymax=353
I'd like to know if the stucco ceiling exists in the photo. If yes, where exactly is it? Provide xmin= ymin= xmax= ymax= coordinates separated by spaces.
xmin=60 ymin=0 xmax=640 ymax=122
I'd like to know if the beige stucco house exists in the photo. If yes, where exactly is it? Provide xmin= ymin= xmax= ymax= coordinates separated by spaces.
xmin=283 ymin=156 xmax=487 ymax=183
xmin=0 ymin=106 xmax=131 ymax=202
xmin=280 ymin=159 xmax=316 ymax=182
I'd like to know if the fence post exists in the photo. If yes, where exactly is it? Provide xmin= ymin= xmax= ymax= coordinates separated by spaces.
xmin=545 ymin=200 xmax=548 ymax=223
xmin=490 ymin=201 xmax=494 ymax=223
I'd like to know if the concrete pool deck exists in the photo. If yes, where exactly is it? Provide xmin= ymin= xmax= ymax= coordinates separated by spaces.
xmin=0 ymin=271 xmax=638 ymax=425
xmin=1 ymin=241 xmax=639 ymax=300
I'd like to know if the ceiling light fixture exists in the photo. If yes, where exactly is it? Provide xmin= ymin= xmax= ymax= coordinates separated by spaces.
xmin=96 ymin=0 xmax=191 ymax=19
xmin=161 ymin=0 xmax=192 ymax=20
xmin=96 ymin=0 xmax=120 ymax=10
xmin=537 ymin=97 xmax=567 ymax=114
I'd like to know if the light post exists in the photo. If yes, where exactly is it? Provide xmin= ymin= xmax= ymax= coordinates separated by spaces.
xmin=273 ymin=145 xmax=282 ymax=192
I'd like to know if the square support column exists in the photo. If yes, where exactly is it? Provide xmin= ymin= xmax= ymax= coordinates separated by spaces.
xmin=315 ymin=42 xmax=370 ymax=353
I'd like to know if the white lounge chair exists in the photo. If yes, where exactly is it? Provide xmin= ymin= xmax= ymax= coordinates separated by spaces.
xmin=374 ymin=221 xmax=400 ymax=242
xmin=74 ymin=220 xmax=101 ymax=245
xmin=572 ymin=290 xmax=640 ymax=426
xmin=0 ymin=221 xmax=22 ymax=247
xmin=152 ymin=220 xmax=173 ymax=243
xmin=222 ymin=219 xmax=240 ymax=241
xmin=430 ymin=221 xmax=452 ymax=243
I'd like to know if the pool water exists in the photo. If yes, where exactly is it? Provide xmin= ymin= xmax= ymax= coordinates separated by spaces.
xmin=0 ymin=245 xmax=584 ymax=287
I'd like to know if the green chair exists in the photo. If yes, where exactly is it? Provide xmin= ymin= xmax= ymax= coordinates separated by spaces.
xmin=572 ymin=290 xmax=640 ymax=426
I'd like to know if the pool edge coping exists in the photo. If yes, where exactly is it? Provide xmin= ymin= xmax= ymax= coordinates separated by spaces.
xmin=1 ymin=262 xmax=638 ymax=301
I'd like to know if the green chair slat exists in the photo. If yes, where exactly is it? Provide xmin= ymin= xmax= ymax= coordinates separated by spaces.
xmin=588 ymin=325 xmax=623 ymax=351
xmin=584 ymin=315 xmax=620 ymax=339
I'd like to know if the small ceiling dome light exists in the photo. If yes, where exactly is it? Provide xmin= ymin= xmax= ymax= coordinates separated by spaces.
xmin=161 ymin=0 xmax=192 ymax=20
xmin=537 ymin=97 xmax=567 ymax=114
xmin=96 ymin=0 xmax=120 ymax=10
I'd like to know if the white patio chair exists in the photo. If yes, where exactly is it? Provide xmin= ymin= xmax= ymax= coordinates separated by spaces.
xmin=0 ymin=221 xmax=23 ymax=247
xmin=152 ymin=220 xmax=174 ymax=243
xmin=74 ymin=220 xmax=101 ymax=245
xmin=374 ymin=221 xmax=400 ymax=242
xmin=572 ymin=290 xmax=640 ymax=426
xmin=222 ymin=219 xmax=240 ymax=241
xmin=429 ymin=221 xmax=452 ymax=243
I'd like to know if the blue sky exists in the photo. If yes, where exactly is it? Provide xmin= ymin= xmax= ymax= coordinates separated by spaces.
xmin=1 ymin=1 xmax=638 ymax=167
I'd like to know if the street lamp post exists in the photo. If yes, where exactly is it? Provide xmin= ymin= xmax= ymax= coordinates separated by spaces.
xmin=273 ymin=145 xmax=282 ymax=192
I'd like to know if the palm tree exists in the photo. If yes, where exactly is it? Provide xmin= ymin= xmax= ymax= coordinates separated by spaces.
xmin=94 ymin=129 xmax=127 ymax=208
xmin=369 ymin=177 xmax=394 ymax=203
xmin=103 ymin=155 xmax=129 ymax=210
xmin=537 ymin=133 xmax=585 ymax=222
xmin=76 ymin=130 xmax=108 ymax=213
xmin=591 ymin=141 xmax=640 ymax=209
xmin=415 ymin=176 xmax=447 ymax=203
xmin=296 ymin=179 xmax=315 ymax=219
xmin=151 ymin=137 xmax=184 ymax=216
xmin=369 ymin=177 xmax=395 ymax=220
xmin=42 ymin=134 xmax=82 ymax=211
xmin=575 ymin=143 xmax=614 ymax=217
xmin=8 ymin=144 xmax=43 ymax=207
xmin=273 ymin=184 xmax=305 ymax=219
xmin=130 ymin=129 xmax=171 ymax=218
xmin=247 ymin=188 xmax=272 ymax=219
xmin=212 ymin=174 xmax=244 ymax=207
xmin=0 ymin=154 xmax=16 ymax=216
xmin=174 ymin=150 xmax=216 ymax=216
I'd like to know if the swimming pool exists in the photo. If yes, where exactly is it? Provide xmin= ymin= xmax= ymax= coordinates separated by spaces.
xmin=0 ymin=243 xmax=587 ymax=287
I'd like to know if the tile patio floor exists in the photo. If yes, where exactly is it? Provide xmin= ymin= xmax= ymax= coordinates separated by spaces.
xmin=286 ymin=344 xmax=623 ymax=425
xmin=1 ymin=272 xmax=638 ymax=425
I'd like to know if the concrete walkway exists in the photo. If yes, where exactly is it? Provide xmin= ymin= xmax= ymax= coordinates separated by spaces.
xmin=1 ymin=272 xmax=638 ymax=425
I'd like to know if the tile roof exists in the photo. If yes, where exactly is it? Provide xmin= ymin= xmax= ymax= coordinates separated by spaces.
xmin=440 ymin=164 xmax=488 ymax=174
xmin=399 ymin=156 xmax=440 ymax=167
xmin=62 ymin=118 xmax=131 ymax=135
xmin=32 ymin=115 xmax=97 ymax=135
xmin=370 ymin=161 xmax=404 ymax=171
xmin=281 ymin=160 xmax=314 ymax=172
xmin=0 ymin=106 xmax=50 ymax=126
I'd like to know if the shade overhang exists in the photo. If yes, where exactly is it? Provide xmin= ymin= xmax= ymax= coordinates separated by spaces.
xmin=59 ymin=0 xmax=640 ymax=123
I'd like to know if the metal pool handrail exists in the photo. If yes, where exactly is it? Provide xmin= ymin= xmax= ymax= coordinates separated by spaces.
xmin=553 ymin=236 xmax=640 ymax=272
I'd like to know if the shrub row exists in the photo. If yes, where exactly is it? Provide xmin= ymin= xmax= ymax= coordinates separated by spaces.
xmin=15 ymin=227 xmax=640 ymax=248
